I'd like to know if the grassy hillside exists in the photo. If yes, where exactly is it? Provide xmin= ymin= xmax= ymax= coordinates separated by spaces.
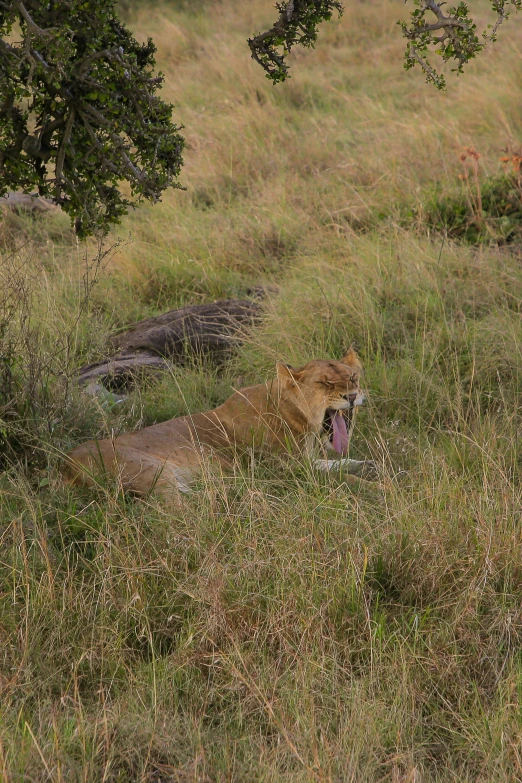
xmin=2 ymin=1 xmax=522 ymax=779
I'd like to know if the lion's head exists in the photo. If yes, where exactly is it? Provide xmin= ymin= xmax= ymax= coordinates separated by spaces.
xmin=275 ymin=349 xmax=364 ymax=456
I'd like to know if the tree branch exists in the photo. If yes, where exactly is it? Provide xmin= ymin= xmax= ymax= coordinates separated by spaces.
xmin=408 ymin=19 xmax=468 ymax=35
xmin=16 ymin=1 xmax=51 ymax=37
xmin=248 ymin=1 xmax=344 ymax=83
xmin=54 ymin=108 xmax=75 ymax=195
xmin=74 ymin=46 xmax=121 ymax=77
xmin=78 ymin=109 xmax=155 ymax=193
xmin=485 ymin=4 xmax=510 ymax=41
xmin=407 ymin=43 xmax=442 ymax=84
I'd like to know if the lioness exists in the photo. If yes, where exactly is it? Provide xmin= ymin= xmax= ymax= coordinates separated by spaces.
xmin=63 ymin=350 xmax=374 ymax=496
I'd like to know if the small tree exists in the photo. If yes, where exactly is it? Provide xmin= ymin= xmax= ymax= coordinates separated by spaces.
xmin=0 ymin=0 xmax=184 ymax=237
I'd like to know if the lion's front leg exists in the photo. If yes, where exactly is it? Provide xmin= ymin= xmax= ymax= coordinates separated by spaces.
xmin=313 ymin=457 xmax=379 ymax=481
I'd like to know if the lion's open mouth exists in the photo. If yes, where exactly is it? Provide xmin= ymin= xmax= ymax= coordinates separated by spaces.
xmin=322 ymin=406 xmax=354 ymax=456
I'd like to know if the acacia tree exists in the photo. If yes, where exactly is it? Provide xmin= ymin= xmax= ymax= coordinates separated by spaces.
xmin=0 ymin=0 xmax=184 ymax=237
xmin=1 ymin=1 xmax=520 ymax=239
xmin=248 ymin=0 xmax=521 ymax=88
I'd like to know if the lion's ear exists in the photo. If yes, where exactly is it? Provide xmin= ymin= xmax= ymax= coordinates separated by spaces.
xmin=340 ymin=348 xmax=361 ymax=369
xmin=276 ymin=363 xmax=301 ymax=386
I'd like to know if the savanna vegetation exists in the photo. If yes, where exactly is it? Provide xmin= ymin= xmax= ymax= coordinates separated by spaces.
xmin=2 ymin=0 xmax=522 ymax=780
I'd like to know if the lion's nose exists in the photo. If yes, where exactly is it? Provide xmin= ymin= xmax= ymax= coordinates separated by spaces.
xmin=347 ymin=393 xmax=357 ymax=402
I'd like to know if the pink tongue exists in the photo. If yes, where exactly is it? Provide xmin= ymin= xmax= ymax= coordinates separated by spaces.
xmin=332 ymin=411 xmax=349 ymax=455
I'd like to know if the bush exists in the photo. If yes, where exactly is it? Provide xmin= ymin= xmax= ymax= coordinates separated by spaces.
xmin=0 ymin=244 xmax=115 ymax=473
xmin=417 ymin=161 xmax=522 ymax=244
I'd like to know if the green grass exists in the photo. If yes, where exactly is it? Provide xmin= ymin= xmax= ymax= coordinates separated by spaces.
xmin=2 ymin=0 xmax=522 ymax=779
xmin=414 ymin=172 xmax=522 ymax=244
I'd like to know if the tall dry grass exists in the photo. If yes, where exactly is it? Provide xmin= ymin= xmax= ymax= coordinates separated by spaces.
xmin=2 ymin=0 xmax=522 ymax=780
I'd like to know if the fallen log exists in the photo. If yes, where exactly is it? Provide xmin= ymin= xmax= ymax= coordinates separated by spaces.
xmin=75 ymin=299 xmax=261 ymax=389
xmin=109 ymin=298 xmax=261 ymax=356
xmin=75 ymin=351 xmax=167 ymax=389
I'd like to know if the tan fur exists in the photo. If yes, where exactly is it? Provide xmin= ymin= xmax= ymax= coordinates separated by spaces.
xmin=63 ymin=351 xmax=365 ymax=497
